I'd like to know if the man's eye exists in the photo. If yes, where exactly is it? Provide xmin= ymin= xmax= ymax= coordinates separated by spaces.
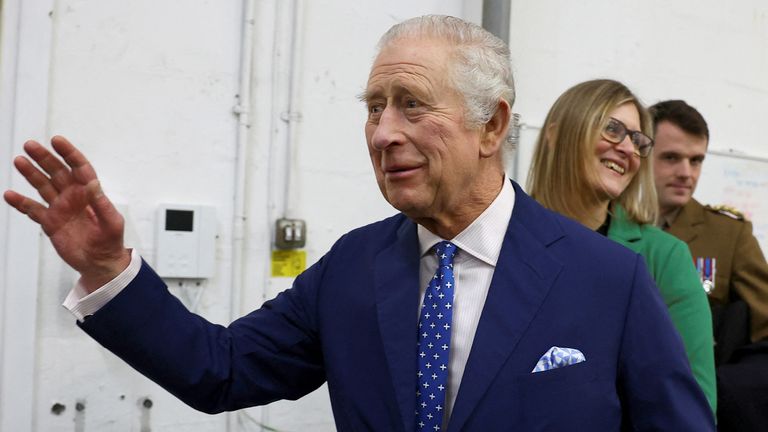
xmin=369 ymin=105 xmax=384 ymax=115
xmin=405 ymin=99 xmax=419 ymax=109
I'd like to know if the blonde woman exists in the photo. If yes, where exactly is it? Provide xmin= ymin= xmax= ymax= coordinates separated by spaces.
xmin=527 ymin=79 xmax=716 ymax=414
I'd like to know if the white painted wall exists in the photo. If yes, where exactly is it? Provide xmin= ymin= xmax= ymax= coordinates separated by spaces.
xmin=32 ymin=1 xmax=243 ymax=430
xmin=1 ymin=0 xmax=766 ymax=431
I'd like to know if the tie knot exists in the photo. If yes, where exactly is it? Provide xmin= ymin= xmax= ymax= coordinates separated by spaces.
xmin=434 ymin=241 xmax=457 ymax=266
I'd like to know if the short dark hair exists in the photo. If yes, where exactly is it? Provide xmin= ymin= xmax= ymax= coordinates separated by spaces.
xmin=649 ymin=100 xmax=709 ymax=141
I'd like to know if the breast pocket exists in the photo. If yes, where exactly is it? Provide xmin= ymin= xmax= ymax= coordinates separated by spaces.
xmin=514 ymin=360 xmax=620 ymax=426
xmin=518 ymin=359 xmax=596 ymax=387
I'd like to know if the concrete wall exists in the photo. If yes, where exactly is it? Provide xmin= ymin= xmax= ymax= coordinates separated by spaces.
xmin=1 ymin=0 xmax=766 ymax=430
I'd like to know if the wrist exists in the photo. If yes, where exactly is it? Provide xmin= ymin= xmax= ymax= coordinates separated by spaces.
xmin=80 ymin=248 xmax=132 ymax=294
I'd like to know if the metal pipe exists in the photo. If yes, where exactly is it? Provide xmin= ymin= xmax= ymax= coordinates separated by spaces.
xmin=482 ymin=0 xmax=517 ymax=180
xmin=228 ymin=0 xmax=256 ymax=430
xmin=482 ymin=0 xmax=511 ymax=43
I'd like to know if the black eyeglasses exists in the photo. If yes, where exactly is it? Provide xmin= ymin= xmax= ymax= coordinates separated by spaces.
xmin=601 ymin=117 xmax=654 ymax=158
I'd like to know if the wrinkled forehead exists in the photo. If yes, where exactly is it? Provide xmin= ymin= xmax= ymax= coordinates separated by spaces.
xmin=370 ymin=38 xmax=453 ymax=75
xmin=366 ymin=37 xmax=455 ymax=89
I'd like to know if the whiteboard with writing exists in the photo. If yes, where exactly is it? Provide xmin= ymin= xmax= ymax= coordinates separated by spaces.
xmin=693 ymin=150 xmax=768 ymax=254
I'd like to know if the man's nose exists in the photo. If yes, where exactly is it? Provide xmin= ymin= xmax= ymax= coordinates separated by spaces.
xmin=676 ymin=160 xmax=692 ymax=178
xmin=370 ymin=106 xmax=405 ymax=151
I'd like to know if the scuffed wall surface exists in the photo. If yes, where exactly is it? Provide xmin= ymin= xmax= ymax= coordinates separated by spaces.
xmin=37 ymin=0 xmax=242 ymax=430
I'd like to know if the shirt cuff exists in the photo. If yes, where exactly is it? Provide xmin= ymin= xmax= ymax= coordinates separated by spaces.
xmin=62 ymin=248 xmax=142 ymax=321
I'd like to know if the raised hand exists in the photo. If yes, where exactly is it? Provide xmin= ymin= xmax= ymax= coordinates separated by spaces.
xmin=3 ymin=136 xmax=130 ymax=292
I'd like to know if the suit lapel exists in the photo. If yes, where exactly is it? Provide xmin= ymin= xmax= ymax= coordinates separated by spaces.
xmin=375 ymin=219 xmax=421 ymax=432
xmin=668 ymin=199 xmax=705 ymax=243
xmin=448 ymin=183 xmax=564 ymax=432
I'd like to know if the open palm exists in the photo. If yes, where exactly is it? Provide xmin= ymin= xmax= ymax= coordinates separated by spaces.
xmin=3 ymin=136 xmax=130 ymax=291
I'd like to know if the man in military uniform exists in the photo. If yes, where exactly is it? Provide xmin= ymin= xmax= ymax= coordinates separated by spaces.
xmin=651 ymin=100 xmax=768 ymax=344
xmin=651 ymin=99 xmax=768 ymax=431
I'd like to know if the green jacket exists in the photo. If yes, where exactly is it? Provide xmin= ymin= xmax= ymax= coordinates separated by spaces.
xmin=608 ymin=204 xmax=716 ymax=415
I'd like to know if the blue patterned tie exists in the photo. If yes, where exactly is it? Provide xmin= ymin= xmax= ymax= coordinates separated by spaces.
xmin=416 ymin=241 xmax=457 ymax=431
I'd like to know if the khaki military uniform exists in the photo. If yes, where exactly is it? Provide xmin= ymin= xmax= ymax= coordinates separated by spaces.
xmin=666 ymin=198 xmax=768 ymax=342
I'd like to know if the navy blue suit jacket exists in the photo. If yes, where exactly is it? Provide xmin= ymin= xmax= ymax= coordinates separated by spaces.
xmin=80 ymin=182 xmax=714 ymax=431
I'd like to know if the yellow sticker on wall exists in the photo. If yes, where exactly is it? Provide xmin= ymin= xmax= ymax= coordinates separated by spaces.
xmin=271 ymin=250 xmax=307 ymax=277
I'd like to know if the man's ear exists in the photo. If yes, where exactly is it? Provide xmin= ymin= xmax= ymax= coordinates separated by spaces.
xmin=480 ymin=99 xmax=511 ymax=158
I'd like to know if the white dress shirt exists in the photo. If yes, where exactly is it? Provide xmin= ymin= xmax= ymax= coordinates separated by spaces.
xmin=63 ymin=178 xmax=516 ymax=423
xmin=416 ymin=178 xmax=514 ymax=421
xmin=63 ymin=247 xmax=142 ymax=321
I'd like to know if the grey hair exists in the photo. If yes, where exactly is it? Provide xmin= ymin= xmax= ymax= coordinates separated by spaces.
xmin=377 ymin=15 xmax=515 ymax=138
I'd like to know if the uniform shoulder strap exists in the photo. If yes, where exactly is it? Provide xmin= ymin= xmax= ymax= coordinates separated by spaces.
xmin=704 ymin=204 xmax=746 ymax=221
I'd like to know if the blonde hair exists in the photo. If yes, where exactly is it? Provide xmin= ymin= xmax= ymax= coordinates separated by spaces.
xmin=526 ymin=79 xmax=657 ymax=225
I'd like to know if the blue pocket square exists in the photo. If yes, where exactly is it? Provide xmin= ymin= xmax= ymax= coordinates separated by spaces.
xmin=531 ymin=346 xmax=586 ymax=373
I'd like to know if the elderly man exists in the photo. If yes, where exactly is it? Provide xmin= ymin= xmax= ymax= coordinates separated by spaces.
xmin=5 ymin=16 xmax=712 ymax=431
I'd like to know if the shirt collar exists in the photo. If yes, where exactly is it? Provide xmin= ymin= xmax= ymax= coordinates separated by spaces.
xmin=417 ymin=177 xmax=515 ymax=266
xmin=658 ymin=206 xmax=683 ymax=229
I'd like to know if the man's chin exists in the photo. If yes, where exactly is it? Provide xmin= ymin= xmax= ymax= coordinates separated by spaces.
xmin=663 ymin=195 xmax=691 ymax=210
xmin=385 ymin=193 xmax=423 ymax=215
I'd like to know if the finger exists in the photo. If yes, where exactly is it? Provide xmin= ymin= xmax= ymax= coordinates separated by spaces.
xmin=2 ymin=190 xmax=47 ymax=225
xmin=50 ymin=136 xmax=99 ymax=187
xmin=85 ymin=179 xmax=124 ymax=233
xmin=23 ymin=140 xmax=73 ymax=192
xmin=3 ymin=189 xmax=24 ymax=208
xmin=12 ymin=156 xmax=60 ymax=204
xmin=23 ymin=140 xmax=73 ymax=191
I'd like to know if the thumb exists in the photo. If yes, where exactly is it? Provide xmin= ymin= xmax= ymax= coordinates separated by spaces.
xmin=85 ymin=179 xmax=124 ymax=232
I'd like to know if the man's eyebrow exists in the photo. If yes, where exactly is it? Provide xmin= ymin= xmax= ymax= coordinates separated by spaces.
xmin=357 ymin=89 xmax=373 ymax=103
xmin=357 ymin=83 xmax=427 ymax=104
xmin=358 ymin=85 xmax=386 ymax=103
xmin=657 ymin=151 xmax=679 ymax=158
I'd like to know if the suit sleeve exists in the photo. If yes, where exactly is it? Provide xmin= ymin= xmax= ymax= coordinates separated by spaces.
xmin=618 ymin=256 xmax=715 ymax=431
xmin=731 ymin=220 xmax=768 ymax=342
xmin=77 ymin=258 xmax=327 ymax=414
xmin=653 ymin=239 xmax=717 ymax=415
